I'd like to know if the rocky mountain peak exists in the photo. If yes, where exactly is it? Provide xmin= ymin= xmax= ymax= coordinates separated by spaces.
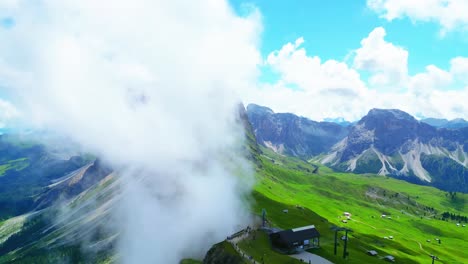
xmin=246 ymin=104 xmax=348 ymax=157
xmin=343 ymin=109 xmax=430 ymax=157
xmin=321 ymin=109 xmax=467 ymax=191
xmin=246 ymin=104 xmax=274 ymax=115
xmin=366 ymin=108 xmax=416 ymax=122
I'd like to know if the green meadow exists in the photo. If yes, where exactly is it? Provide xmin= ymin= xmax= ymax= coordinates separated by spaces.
xmin=243 ymin=148 xmax=467 ymax=264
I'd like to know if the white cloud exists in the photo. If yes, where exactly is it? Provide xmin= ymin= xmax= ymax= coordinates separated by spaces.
xmin=0 ymin=98 xmax=19 ymax=128
xmin=408 ymin=65 xmax=453 ymax=97
xmin=266 ymin=38 xmax=366 ymax=93
xmin=1 ymin=0 xmax=259 ymax=263
xmin=244 ymin=27 xmax=468 ymax=121
xmin=245 ymin=82 xmax=375 ymax=121
xmin=451 ymin=56 xmax=468 ymax=83
xmin=253 ymin=37 xmax=372 ymax=121
xmin=367 ymin=0 xmax=468 ymax=34
xmin=0 ymin=0 xmax=18 ymax=9
xmin=352 ymin=27 xmax=408 ymax=87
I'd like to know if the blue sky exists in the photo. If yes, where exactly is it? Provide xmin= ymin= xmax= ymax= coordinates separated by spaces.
xmin=229 ymin=0 xmax=467 ymax=76
xmin=0 ymin=17 xmax=14 ymax=29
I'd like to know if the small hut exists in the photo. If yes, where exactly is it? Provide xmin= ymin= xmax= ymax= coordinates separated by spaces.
xmin=270 ymin=225 xmax=320 ymax=254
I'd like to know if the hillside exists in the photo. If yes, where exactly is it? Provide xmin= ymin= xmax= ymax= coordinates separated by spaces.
xmin=0 ymin=134 xmax=115 ymax=263
xmin=247 ymin=147 xmax=468 ymax=264
xmin=0 ymin=160 xmax=117 ymax=263
xmin=0 ymin=134 xmax=91 ymax=220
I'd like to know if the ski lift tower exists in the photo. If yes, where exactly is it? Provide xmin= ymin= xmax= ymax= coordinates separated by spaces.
xmin=331 ymin=226 xmax=353 ymax=259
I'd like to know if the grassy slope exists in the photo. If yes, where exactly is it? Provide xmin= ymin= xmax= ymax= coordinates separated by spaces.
xmin=0 ymin=134 xmax=91 ymax=220
xmin=0 ymin=173 xmax=117 ymax=263
xmin=202 ymin=241 xmax=246 ymax=264
xmin=0 ymin=158 xmax=29 ymax=177
xmin=248 ymin=147 xmax=467 ymax=264
xmin=239 ymin=231 xmax=302 ymax=264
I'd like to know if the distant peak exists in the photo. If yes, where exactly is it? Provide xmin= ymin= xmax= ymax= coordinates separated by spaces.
xmin=421 ymin=117 xmax=468 ymax=128
xmin=323 ymin=117 xmax=353 ymax=127
xmin=246 ymin=104 xmax=274 ymax=114
xmin=367 ymin=108 xmax=415 ymax=121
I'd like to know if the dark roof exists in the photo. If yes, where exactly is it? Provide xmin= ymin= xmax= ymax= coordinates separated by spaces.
xmin=270 ymin=225 xmax=320 ymax=244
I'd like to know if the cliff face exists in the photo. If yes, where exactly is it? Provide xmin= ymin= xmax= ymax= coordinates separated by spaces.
xmin=247 ymin=104 xmax=348 ymax=157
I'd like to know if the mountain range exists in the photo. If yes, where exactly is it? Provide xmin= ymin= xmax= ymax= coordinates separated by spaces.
xmin=420 ymin=117 xmax=468 ymax=129
xmin=247 ymin=104 xmax=468 ymax=192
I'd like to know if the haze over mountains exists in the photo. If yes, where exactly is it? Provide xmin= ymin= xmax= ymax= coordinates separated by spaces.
xmin=0 ymin=137 xmax=117 ymax=262
xmin=247 ymin=104 xmax=468 ymax=192
xmin=0 ymin=105 xmax=256 ymax=263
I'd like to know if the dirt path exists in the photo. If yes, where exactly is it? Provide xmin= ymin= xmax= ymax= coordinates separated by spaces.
xmin=351 ymin=219 xmax=377 ymax=229
xmin=383 ymin=228 xmax=401 ymax=234
xmin=414 ymin=240 xmax=430 ymax=255
xmin=228 ymin=232 xmax=261 ymax=264
xmin=291 ymin=251 xmax=333 ymax=264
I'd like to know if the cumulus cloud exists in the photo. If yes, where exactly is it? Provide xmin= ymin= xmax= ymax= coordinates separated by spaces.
xmin=353 ymin=27 xmax=408 ymax=88
xmin=245 ymin=82 xmax=373 ymax=122
xmin=243 ymin=27 xmax=468 ymax=121
xmin=408 ymin=65 xmax=453 ymax=96
xmin=266 ymin=37 xmax=366 ymax=93
xmin=250 ymin=37 xmax=373 ymax=121
xmin=451 ymin=57 xmax=468 ymax=83
xmin=1 ymin=0 xmax=259 ymax=263
xmin=367 ymin=0 xmax=468 ymax=34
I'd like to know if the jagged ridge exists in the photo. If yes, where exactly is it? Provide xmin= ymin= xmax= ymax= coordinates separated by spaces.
xmin=321 ymin=108 xmax=468 ymax=192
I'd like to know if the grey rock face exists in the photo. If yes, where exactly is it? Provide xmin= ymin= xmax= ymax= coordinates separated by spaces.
xmin=246 ymin=104 xmax=348 ymax=157
xmin=322 ymin=108 xmax=468 ymax=192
